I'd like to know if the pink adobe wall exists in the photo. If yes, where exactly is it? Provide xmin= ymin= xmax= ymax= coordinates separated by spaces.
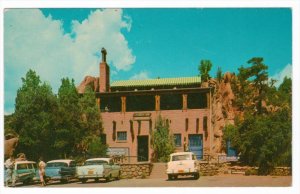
xmin=101 ymin=108 xmax=211 ymax=162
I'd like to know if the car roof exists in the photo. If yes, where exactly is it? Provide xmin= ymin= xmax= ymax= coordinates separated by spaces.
xmin=47 ymin=159 xmax=74 ymax=164
xmin=170 ymin=152 xmax=193 ymax=156
xmin=86 ymin=158 xmax=110 ymax=162
xmin=15 ymin=160 xmax=36 ymax=164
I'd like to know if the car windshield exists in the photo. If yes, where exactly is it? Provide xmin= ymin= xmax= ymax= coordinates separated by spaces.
xmin=47 ymin=162 xmax=68 ymax=167
xmin=84 ymin=160 xmax=108 ymax=166
xmin=172 ymin=154 xmax=191 ymax=161
xmin=17 ymin=164 xmax=28 ymax=170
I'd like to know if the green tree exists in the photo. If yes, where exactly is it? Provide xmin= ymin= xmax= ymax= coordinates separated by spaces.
xmin=151 ymin=115 xmax=175 ymax=162
xmin=54 ymin=78 xmax=81 ymax=158
xmin=233 ymin=58 xmax=269 ymax=114
xmin=222 ymin=124 xmax=241 ymax=152
xmin=78 ymin=86 xmax=105 ymax=157
xmin=247 ymin=57 xmax=269 ymax=114
xmin=198 ymin=60 xmax=212 ymax=82
xmin=278 ymin=76 xmax=292 ymax=107
xmin=87 ymin=135 xmax=108 ymax=158
xmin=224 ymin=109 xmax=292 ymax=175
xmin=12 ymin=69 xmax=58 ymax=161
xmin=216 ymin=66 xmax=223 ymax=83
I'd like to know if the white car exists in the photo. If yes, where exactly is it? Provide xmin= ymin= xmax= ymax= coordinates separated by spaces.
xmin=166 ymin=152 xmax=200 ymax=180
xmin=76 ymin=158 xmax=120 ymax=183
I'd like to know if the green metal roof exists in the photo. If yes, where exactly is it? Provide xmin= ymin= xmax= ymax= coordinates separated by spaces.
xmin=111 ymin=76 xmax=201 ymax=88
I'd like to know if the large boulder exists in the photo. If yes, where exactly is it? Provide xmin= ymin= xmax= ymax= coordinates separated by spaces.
xmin=77 ymin=76 xmax=100 ymax=93
xmin=4 ymin=136 xmax=19 ymax=159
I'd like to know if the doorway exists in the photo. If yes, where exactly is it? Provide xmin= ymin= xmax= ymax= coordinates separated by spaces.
xmin=188 ymin=134 xmax=203 ymax=159
xmin=137 ymin=136 xmax=149 ymax=162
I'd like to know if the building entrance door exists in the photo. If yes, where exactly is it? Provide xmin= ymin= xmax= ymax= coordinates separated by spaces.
xmin=137 ymin=136 xmax=149 ymax=162
xmin=188 ymin=134 xmax=203 ymax=159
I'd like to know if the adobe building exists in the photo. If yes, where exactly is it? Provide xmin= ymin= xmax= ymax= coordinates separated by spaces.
xmin=92 ymin=48 xmax=214 ymax=162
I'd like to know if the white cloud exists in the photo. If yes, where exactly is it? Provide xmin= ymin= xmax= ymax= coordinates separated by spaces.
xmin=130 ymin=71 xmax=150 ymax=80
xmin=4 ymin=9 xmax=135 ymax=114
xmin=270 ymin=64 xmax=292 ymax=87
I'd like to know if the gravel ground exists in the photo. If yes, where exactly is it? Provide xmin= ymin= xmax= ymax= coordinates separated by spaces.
xmin=10 ymin=174 xmax=292 ymax=188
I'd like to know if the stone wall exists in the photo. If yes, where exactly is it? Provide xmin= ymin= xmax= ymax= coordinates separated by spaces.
xmin=199 ymin=163 xmax=222 ymax=176
xmin=228 ymin=165 xmax=291 ymax=176
xmin=270 ymin=167 xmax=291 ymax=176
xmin=120 ymin=163 xmax=153 ymax=179
xmin=198 ymin=163 xmax=291 ymax=176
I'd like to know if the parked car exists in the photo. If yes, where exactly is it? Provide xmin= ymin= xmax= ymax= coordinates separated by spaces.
xmin=5 ymin=160 xmax=38 ymax=185
xmin=166 ymin=152 xmax=200 ymax=180
xmin=76 ymin=158 xmax=121 ymax=183
xmin=45 ymin=159 xmax=76 ymax=183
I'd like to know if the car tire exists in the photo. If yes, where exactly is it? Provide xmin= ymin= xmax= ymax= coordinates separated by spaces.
xmin=194 ymin=173 xmax=200 ymax=180
xmin=23 ymin=179 xmax=31 ymax=185
xmin=105 ymin=174 xmax=112 ymax=182
xmin=80 ymin=178 xmax=87 ymax=183
xmin=60 ymin=178 xmax=68 ymax=184
xmin=168 ymin=174 xmax=177 ymax=181
xmin=116 ymin=172 xmax=121 ymax=180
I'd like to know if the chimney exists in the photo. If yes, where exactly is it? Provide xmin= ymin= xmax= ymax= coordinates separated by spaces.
xmin=99 ymin=47 xmax=110 ymax=92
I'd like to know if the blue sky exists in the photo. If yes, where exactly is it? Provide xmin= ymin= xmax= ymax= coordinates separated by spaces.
xmin=4 ymin=8 xmax=292 ymax=114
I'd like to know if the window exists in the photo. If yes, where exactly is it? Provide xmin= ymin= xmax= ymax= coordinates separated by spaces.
xmin=187 ymin=93 xmax=207 ymax=109
xmin=127 ymin=95 xmax=155 ymax=112
xmin=28 ymin=163 xmax=34 ymax=169
xmin=185 ymin=118 xmax=189 ymax=131
xmin=17 ymin=164 xmax=28 ymax=170
xmin=117 ymin=131 xmax=127 ymax=141
xmin=100 ymin=96 xmax=121 ymax=112
xmin=70 ymin=161 xmax=76 ymax=167
xmin=196 ymin=118 xmax=199 ymax=133
xmin=100 ymin=134 xmax=107 ymax=145
xmin=160 ymin=94 xmax=182 ymax=110
xmin=174 ymin=134 xmax=182 ymax=147
xmin=203 ymin=116 xmax=208 ymax=131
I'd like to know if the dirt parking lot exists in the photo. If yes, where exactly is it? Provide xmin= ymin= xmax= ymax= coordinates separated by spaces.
xmin=16 ymin=174 xmax=292 ymax=188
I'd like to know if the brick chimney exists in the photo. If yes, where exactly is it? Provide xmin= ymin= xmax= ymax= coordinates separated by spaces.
xmin=99 ymin=47 xmax=110 ymax=92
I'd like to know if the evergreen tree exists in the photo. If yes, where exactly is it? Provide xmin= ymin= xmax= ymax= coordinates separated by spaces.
xmin=198 ymin=60 xmax=212 ymax=82
xmin=247 ymin=57 xmax=269 ymax=114
xmin=216 ymin=66 xmax=223 ymax=83
xmin=151 ymin=115 xmax=175 ymax=162
xmin=78 ymin=86 xmax=105 ymax=157
xmin=12 ymin=69 xmax=58 ymax=161
xmin=55 ymin=78 xmax=81 ymax=158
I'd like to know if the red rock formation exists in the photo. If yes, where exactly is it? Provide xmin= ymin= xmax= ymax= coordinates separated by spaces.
xmin=210 ymin=72 xmax=235 ymax=155
xmin=77 ymin=76 xmax=100 ymax=93
xmin=4 ymin=136 xmax=19 ymax=159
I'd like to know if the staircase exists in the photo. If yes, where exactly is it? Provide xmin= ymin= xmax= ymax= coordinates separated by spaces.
xmin=149 ymin=163 xmax=168 ymax=179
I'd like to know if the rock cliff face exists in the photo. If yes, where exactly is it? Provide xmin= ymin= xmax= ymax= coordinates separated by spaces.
xmin=4 ymin=136 xmax=19 ymax=159
xmin=77 ymin=76 xmax=100 ymax=93
xmin=208 ymin=72 xmax=235 ymax=154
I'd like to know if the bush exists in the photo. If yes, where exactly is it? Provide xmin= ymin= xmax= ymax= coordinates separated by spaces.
xmin=151 ymin=115 xmax=175 ymax=162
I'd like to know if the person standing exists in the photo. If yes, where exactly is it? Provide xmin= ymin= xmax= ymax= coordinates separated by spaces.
xmin=38 ymin=157 xmax=46 ymax=186
xmin=5 ymin=155 xmax=15 ymax=187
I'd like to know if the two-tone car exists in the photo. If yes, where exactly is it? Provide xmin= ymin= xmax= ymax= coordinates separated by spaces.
xmin=166 ymin=152 xmax=200 ymax=180
xmin=45 ymin=159 xmax=76 ymax=183
xmin=5 ymin=160 xmax=38 ymax=185
xmin=76 ymin=158 xmax=121 ymax=183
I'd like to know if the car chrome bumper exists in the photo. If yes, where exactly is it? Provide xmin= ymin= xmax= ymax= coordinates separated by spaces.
xmin=77 ymin=174 xmax=104 ymax=179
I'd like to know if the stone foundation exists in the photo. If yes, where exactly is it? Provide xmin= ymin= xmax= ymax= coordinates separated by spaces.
xmin=120 ymin=163 xmax=153 ymax=179
xmin=198 ymin=163 xmax=291 ymax=176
